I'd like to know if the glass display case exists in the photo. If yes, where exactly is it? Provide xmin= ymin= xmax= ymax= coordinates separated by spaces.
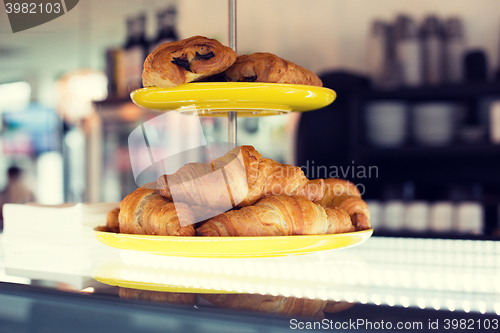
xmin=1 ymin=203 xmax=499 ymax=332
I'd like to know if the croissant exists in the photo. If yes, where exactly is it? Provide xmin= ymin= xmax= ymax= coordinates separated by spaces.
xmin=317 ymin=179 xmax=371 ymax=231
xmin=142 ymin=36 xmax=237 ymax=88
xmin=318 ymin=178 xmax=361 ymax=207
xmin=325 ymin=206 xmax=355 ymax=234
xmin=157 ymin=145 xmax=324 ymax=209
xmin=106 ymin=207 xmax=120 ymax=233
xmin=190 ymin=205 xmax=223 ymax=222
xmin=119 ymin=187 xmax=195 ymax=236
xmin=196 ymin=195 xmax=353 ymax=237
xmin=201 ymin=293 xmax=326 ymax=318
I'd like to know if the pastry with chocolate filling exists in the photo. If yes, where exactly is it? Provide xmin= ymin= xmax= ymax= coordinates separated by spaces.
xmin=223 ymin=52 xmax=322 ymax=87
xmin=142 ymin=36 xmax=237 ymax=88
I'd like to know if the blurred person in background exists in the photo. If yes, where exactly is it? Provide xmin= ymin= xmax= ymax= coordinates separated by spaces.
xmin=0 ymin=166 xmax=35 ymax=231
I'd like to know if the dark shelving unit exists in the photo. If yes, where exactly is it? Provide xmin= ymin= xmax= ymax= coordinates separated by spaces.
xmin=373 ymin=229 xmax=500 ymax=241
xmin=349 ymin=82 xmax=500 ymax=167
xmin=346 ymin=82 xmax=500 ymax=236
xmin=356 ymin=143 xmax=500 ymax=158
xmin=94 ymin=96 xmax=132 ymax=106
xmin=359 ymin=82 xmax=500 ymax=101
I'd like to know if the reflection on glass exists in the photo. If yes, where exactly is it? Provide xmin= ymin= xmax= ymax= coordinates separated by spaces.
xmin=118 ymin=287 xmax=354 ymax=318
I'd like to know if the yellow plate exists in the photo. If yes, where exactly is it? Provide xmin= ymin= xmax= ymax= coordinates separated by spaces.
xmin=95 ymin=229 xmax=372 ymax=258
xmin=130 ymin=82 xmax=336 ymax=117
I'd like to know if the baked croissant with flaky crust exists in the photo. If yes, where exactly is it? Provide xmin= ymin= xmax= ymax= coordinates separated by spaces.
xmin=223 ymin=52 xmax=323 ymax=87
xmin=119 ymin=187 xmax=195 ymax=236
xmin=317 ymin=179 xmax=371 ymax=231
xmin=157 ymin=145 xmax=324 ymax=209
xmin=106 ymin=207 xmax=120 ymax=233
xmin=196 ymin=195 xmax=354 ymax=237
xmin=324 ymin=206 xmax=355 ymax=234
xmin=142 ymin=36 xmax=237 ymax=88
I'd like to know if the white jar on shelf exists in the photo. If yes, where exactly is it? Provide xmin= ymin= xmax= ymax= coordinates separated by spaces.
xmin=456 ymin=202 xmax=483 ymax=234
xmin=429 ymin=201 xmax=455 ymax=233
xmin=395 ymin=15 xmax=422 ymax=86
xmin=365 ymin=101 xmax=408 ymax=147
xmin=405 ymin=201 xmax=430 ymax=232
xmin=383 ymin=200 xmax=406 ymax=231
xmin=412 ymin=102 xmax=456 ymax=146
xmin=444 ymin=17 xmax=465 ymax=84
xmin=366 ymin=200 xmax=382 ymax=229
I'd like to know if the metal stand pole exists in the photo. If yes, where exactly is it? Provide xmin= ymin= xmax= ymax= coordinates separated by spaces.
xmin=228 ymin=0 xmax=237 ymax=147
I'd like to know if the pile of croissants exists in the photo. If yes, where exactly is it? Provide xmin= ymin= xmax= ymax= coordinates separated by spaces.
xmin=101 ymin=145 xmax=370 ymax=237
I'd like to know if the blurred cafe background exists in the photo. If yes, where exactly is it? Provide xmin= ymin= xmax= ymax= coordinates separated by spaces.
xmin=1 ymin=0 xmax=500 ymax=238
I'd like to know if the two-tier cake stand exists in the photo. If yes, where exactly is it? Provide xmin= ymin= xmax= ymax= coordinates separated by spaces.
xmin=130 ymin=0 xmax=336 ymax=146
xmin=95 ymin=0 xmax=373 ymax=259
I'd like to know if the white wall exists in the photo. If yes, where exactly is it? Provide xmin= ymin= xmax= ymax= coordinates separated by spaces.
xmin=178 ymin=0 xmax=500 ymax=76
xmin=1 ymin=0 xmax=499 ymax=105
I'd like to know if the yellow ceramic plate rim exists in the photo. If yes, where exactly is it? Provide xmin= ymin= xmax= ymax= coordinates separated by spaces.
xmin=95 ymin=229 xmax=373 ymax=258
xmin=130 ymin=82 xmax=336 ymax=116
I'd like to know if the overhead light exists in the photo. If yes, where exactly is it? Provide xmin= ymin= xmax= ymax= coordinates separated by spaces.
xmin=57 ymin=70 xmax=108 ymax=124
